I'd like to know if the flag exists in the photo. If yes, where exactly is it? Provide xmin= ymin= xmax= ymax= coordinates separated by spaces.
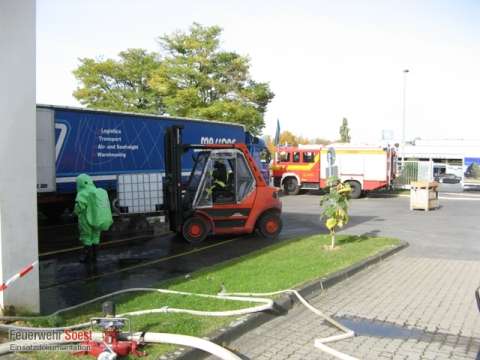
xmin=274 ymin=119 xmax=280 ymax=146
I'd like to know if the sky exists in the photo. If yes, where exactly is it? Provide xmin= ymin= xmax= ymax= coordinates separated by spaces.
xmin=37 ymin=0 xmax=480 ymax=143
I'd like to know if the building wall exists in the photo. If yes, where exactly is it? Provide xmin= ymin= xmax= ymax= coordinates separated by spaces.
xmin=397 ymin=140 xmax=480 ymax=186
xmin=0 ymin=0 xmax=39 ymax=312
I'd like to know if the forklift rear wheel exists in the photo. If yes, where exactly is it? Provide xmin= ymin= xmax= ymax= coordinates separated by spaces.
xmin=257 ymin=212 xmax=283 ymax=239
xmin=182 ymin=216 xmax=210 ymax=244
xmin=283 ymin=178 xmax=300 ymax=195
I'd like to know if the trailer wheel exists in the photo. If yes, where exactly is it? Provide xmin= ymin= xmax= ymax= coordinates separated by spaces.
xmin=283 ymin=177 xmax=300 ymax=195
xmin=257 ymin=212 xmax=283 ymax=239
xmin=182 ymin=216 xmax=210 ymax=244
xmin=346 ymin=181 xmax=362 ymax=199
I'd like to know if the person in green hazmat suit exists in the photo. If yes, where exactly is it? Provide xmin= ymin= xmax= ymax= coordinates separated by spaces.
xmin=74 ymin=174 xmax=113 ymax=262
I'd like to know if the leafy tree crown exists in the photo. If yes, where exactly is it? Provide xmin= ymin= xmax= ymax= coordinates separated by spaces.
xmin=339 ymin=117 xmax=351 ymax=143
xmin=72 ymin=24 xmax=274 ymax=135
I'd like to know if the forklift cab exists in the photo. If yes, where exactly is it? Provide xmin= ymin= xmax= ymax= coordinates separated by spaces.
xmin=187 ymin=149 xmax=255 ymax=207
xmin=165 ymin=126 xmax=282 ymax=243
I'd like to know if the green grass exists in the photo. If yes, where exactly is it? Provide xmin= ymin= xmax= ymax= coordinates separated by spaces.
xmin=21 ymin=234 xmax=399 ymax=359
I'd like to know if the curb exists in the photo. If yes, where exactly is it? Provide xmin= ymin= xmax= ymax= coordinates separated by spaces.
xmin=173 ymin=240 xmax=409 ymax=360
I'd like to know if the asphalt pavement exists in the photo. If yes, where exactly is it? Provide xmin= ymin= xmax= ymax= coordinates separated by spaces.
xmin=207 ymin=192 xmax=480 ymax=359
xmin=283 ymin=191 xmax=480 ymax=260
xmin=39 ymin=207 xmax=322 ymax=313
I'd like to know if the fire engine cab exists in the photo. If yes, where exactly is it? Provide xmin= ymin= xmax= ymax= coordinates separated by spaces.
xmin=272 ymin=144 xmax=396 ymax=198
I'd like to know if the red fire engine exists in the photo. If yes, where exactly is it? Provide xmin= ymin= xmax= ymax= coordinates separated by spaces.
xmin=272 ymin=144 xmax=396 ymax=198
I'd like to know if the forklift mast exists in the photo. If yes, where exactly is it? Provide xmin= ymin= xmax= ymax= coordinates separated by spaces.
xmin=165 ymin=125 xmax=184 ymax=232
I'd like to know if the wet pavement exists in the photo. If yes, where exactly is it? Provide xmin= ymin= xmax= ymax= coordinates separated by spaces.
xmin=39 ymin=210 xmax=319 ymax=313
xmin=41 ymin=234 xmax=247 ymax=313
xmin=38 ymin=216 xmax=153 ymax=254
xmin=336 ymin=316 xmax=425 ymax=340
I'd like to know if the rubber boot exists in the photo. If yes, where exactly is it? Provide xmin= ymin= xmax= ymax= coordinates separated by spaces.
xmin=91 ymin=244 xmax=97 ymax=261
xmin=79 ymin=246 xmax=90 ymax=263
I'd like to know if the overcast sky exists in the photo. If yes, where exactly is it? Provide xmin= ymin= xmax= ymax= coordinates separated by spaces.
xmin=37 ymin=0 xmax=480 ymax=143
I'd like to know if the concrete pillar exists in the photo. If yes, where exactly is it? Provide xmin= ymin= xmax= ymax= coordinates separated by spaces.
xmin=0 ymin=0 xmax=40 ymax=312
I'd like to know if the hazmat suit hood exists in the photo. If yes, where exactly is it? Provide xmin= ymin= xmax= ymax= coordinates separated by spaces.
xmin=76 ymin=173 xmax=95 ymax=192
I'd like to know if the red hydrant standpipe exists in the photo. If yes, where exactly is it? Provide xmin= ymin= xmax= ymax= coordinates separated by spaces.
xmin=74 ymin=301 xmax=146 ymax=359
xmin=75 ymin=320 xmax=145 ymax=359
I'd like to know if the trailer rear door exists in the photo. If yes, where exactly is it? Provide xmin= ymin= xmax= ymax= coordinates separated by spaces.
xmin=36 ymin=108 xmax=56 ymax=193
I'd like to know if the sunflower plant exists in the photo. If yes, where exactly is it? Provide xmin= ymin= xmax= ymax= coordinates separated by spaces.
xmin=320 ymin=177 xmax=351 ymax=249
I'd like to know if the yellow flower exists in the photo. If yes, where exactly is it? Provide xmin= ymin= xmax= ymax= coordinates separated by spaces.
xmin=326 ymin=218 xmax=337 ymax=230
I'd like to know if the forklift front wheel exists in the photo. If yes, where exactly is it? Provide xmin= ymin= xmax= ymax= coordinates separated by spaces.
xmin=257 ymin=212 xmax=283 ymax=239
xmin=182 ymin=216 xmax=210 ymax=244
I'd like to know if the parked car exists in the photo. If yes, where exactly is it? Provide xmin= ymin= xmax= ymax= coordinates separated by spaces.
xmin=434 ymin=173 xmax=462 ymax=184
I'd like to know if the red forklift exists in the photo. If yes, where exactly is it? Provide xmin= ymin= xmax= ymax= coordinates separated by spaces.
xmin=165 ymin=126 xmax=282 ymax=243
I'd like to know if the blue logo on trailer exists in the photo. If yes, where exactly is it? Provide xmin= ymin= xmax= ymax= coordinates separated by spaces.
xmin=54 ymin=109 xmax=244 ymax=192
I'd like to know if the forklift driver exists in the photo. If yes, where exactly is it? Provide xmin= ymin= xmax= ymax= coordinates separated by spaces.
xmin=211 ymin=161 xmax=235 ymax=203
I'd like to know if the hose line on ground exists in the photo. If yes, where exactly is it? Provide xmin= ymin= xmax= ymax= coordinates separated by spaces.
xmin=218 ymin=288 xmax=358 ymax=360
xmin=0 ymin=286 xmax=357 ymax=360
xmin=0 ymin=287 xmax=273 ymax=331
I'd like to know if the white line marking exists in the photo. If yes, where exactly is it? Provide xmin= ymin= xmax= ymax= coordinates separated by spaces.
xmin=383 ymin=193 xmax=480 ymax=201
xmin=438 ymin=196 xmax=480 ymax=201
xmin=441 ymin=192 xmax=480 ymax=197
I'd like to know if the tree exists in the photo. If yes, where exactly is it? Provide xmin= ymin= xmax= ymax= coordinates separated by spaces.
xmin=265 ymin=131 xmax=332 ymax=153
xmin=72 ymin=24 xmax=274 ymax=134
xmin=470 ymin=162 xmax=480 ymax=179
xmin=263 ymin=135 xmax=275 ymax=154
xmin=311 ymin=137 xmax=331 ymax=145
xmin=278 ymin=131 xmax=331 ymax=146
xmin=149 ymin=23 xmax=274 ymax=135
xmin=339 ymin=117 xmax=351 ymax=143
xmin=73 ymin=49 xmax=163 ymax=114
xmin=279 ymin=131 xmax=299 ymax=146
xmin=320 ymin=177 xmax=351 ymax=249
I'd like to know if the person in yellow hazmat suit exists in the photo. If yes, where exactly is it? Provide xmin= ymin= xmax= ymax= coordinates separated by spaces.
xmin=74 ymin=174 xmax=113 ymax=263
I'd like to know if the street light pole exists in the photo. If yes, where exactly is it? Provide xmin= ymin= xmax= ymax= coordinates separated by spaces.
xmin=401 ymin=69 xmax=409 ymax=162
